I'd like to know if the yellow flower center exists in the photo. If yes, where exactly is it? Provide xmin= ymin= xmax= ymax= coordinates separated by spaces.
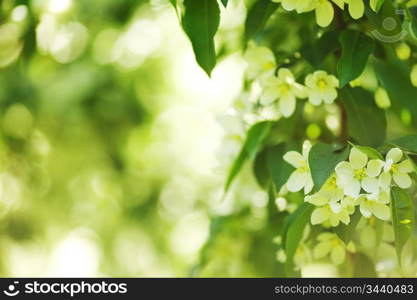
xmin=263 ymin=61 xmax=275 ymax=71
xmin=299 ymin=164 xmax=309 ymax=173
xmin=354 ymin=168 xmax=366 ymax=180
xmin=330 ymin=238 xmax=340 ymax=247
xmin=279 ymin=83 xmax=290 ymax=94
xmin=318 ymin=79 xmax=327 ymax=90
xmin=391 ymin=163 xmax=398 ymax=173
xmin=327 ymin=176 xmax=337 ymax=188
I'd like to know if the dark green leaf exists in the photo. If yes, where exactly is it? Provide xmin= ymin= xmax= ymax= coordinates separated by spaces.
xmin=340 ymin=87 xmax=387 ymax=147
xmin=390 ymin=135 xmax=417 ymax=155
xmin=182 ymin=0 xmax=220 ymax=76
xmin=254 ymin=143 xmax=294 ymax=190
xmin=308 ymin=142 xmax=350 ymax=190
xmin=391 ymin=187 xmax=415 ymax=266
xmin=337 ymin=30 xmax=374 ymax=88
xmin=374 ymin=59 xmax=417 ymax=125
xmin=353 ymin=253 xmax=377 ymax=277
xmin=225 ymin=122 xmax=272 ymax=192
xmin=220 ymin=0 xmax=228 ymax=8
xmin=267 ymin=144 xmax=294 ymax=191
xmin=244 ymin=0 xmax=279 ymax=41
xmin=283 ymin=202 xmax=314 ymax=276
xmin=334 ymin=208 xmax=362 ymax=244
xmin=301 ymin=30 xmax=339 ymax=68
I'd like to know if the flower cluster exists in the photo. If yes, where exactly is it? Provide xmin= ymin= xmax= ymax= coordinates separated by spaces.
xmin=273 ymin=0 xmax=378 ymax=27
xmin=285 ymin=144 xmax=415 ymax=227
xmin=244 ymin=44 xmax=339 ymax=119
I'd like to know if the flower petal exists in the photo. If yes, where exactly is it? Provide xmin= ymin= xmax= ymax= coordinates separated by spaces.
xmin=366 ymin=159 xmax=384 ymax=177
xmin=335 ymin=161 xmax=354 ymax=180
xmin=361 ymin=177 xmax=379 ymax=194
xmin=372 ymin=202 xmax=390 ymax=221
xmin=397 ymin=159 xmax=414 ymax=173
xmin=279 ymin=94 xmax=296 ymax=117
xmin=304 ymin=176 xmax=314 ymax=194
xmin=378 ymin=172 xmax=392 ymax=189
xmin=360 ymin=201 xmax=373 ymax=218
xmin=317 ymin=233 xmax=335 ymax=241
xmin=393 ymin=172 xmax=412 ymax=189
xmin=348 ymin=0 xmax=364 ymax=19
xmin=316 ymin=1 xmax=334 ymax=27
xmin=321 ymin=87 xmax=337 ymax=104
xmin=308 ymin=90 xmax=322 ymax=106
xmin=283 ymin=151 xmax=305 ymax=168
xmin=305 ymin=194 xmax=328 ymax=206
xmin=287 ymin=170 xmax=308 ymax=192
xmin=342 ymin=178 xmax=361 ymax=198
xmin=311 ymin=207 xmax=330 ymax=225
xmin=387 ymin=148 xmax=402 ymax=163
xmin=331 ymin=245 xmax=346 ymax=265
xmin=349 ymin=148 xmax=368 ymax=169
xmin=313 ymin=241 xmax=332 ymax=259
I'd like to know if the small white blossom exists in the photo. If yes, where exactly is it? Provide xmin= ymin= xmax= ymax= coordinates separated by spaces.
xmin=260 ymin=68 xmax=307 ymax=117
xmin=284 ymin=140 xmax=314 ymax=193
xmin=313 ymin=233 xmax=356 ymax=265
xmin=305 ymin=71 xmax=339 ymax=106
xmin=358 ymin=191 xmax=391 ymax=221
xmin=379 ymin=148 xmax=414 ymax=189
xmin=335 ymin=148 xmax=383 ymax=198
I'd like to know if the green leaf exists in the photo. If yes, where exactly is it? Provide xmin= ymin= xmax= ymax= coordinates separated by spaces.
xmin=283 ymin=202 xmax=314 ymax=276
xmin=334 ymin=208 xmax=362 ymax=244
xmin=182 ymin=0 xmax=220 ymax=76
xmin=220 ymin=0 xmax=228 ymax=8
xmin=340 ymin=87 xmax=387 ymax=147
xmin=254 ymin=143 xmax=294 ymax=190
xmin=349 ymin=143 xmax=384 ymax=160
xmin=225 ymin=122 xmax=272 ymax=192
xmin=374 ymin=59 xmax=417 ymax=125
xmin=390 ymin=135 xmax=417 ymax=155
xmin=244 ymin=0 xmax=279 ymax=41
xmin=337 ymin=30 xmax=374 ymax=88
xmin=267 ymin=144 xmax=295 ymax=191
xmin=353 ymin=253 xmax=377 ymax=277
xmin=308 ymin=142 xmax=350 ymax=190
xmin=391 ymin=187 xmax=415 ymax=266
xmin=301 ymin=30 xmax=339 ymax=68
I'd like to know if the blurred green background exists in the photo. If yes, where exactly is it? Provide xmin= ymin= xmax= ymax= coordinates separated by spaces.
xmin=0 ymin=0 xmax=283 ymax=277
xmin=3 ymin=0 xmax=417 ymax=278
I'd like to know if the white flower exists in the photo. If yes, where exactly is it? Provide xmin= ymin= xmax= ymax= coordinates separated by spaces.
xmin=284 ymin=140 xmax=314 ymax=193
xmin=243 ymin=43 xmax=276 ymax=80
xmin=379 ymin=148 xmax=414 ymax=189
xmin=358 ymin=191 xmax=391 ymax=221
xmin=313 ymin=233 xmax=356 ymax=265
xmin=305 ymin=71 xmax=339 ymax=105
xmin=335 ymin=148 xmax=384 ymax=198
xmin=260 ymin=68 xmax=307 ymax=117
xmin=305 ymin=175 xmax=358 ymax=227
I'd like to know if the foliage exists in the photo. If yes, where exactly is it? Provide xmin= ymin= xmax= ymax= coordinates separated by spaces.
xmin=171 ymin=0 xmax=417 ymax=277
